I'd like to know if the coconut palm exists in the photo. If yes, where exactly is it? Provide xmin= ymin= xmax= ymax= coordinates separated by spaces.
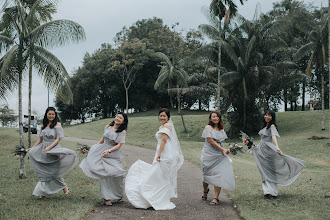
xmin=294 ymin=8 xmax=328 ymax=130
xmin=154 ymin=52 xmax=189 ymax=114
xmin=0 ymin=0 xmax=85 ymax=178
xmin=208 ymin=0 xmax=245 ymax=110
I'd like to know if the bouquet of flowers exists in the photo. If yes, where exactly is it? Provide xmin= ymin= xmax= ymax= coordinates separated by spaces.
xmin=228 ymin=143 xmax=244 ymax=155
xmin=77 ymin=143 xmax=90 ymax=154
xmin=240 ymin=131 xmax=255 ymax=149
xmin=14 ymin=145 xmax=28 ymax=159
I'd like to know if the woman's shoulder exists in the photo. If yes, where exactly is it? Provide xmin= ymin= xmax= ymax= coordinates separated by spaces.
xmin=159 ymin=123 xmax=172 ymax=132
xmin=204 ymin=125 xmax=223 ymax=132
xmin=204 ymin=125 xmax=213 ymax=130
xmin=54 ymin=122 xmax=62 ymax=128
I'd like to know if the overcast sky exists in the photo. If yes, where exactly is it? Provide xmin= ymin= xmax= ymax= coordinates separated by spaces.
xmin=1 ymin=0 xmax=327 ymax=116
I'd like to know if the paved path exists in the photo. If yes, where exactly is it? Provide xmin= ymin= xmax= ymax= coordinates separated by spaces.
xmin=63 ymin=137 xmax=242 ymax=220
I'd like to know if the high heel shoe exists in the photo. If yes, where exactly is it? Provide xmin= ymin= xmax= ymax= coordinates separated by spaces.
xmin=202 ymin=188 xmax=209 ymax=201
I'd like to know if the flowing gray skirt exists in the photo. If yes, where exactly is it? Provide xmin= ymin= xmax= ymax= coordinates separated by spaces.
xmin=201 ymin=147 xmax=235 ymax=191
xmin=253 ymin=141 xmax=305 ymax=187
xmin=28 ymin=141 xmax=79 ymax=196
xmin=80 ymin=143 xmax=126 ymax=200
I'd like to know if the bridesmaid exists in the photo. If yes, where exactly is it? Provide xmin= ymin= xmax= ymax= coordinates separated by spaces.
xmin=80 ymin=112 xmax=128 ymax=206
xmin=243 ymin=110 xmax=305 ymax=199
xmin=28 ymin=107 xmax=79 ymax=199
xmin=201 ymin=111 xmax=235 ymax=205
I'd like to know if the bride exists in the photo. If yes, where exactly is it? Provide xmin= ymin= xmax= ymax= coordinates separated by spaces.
xmin=125 ymin=108 xmax=184 ymax=210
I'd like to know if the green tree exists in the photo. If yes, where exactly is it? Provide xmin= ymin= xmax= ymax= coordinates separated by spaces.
xmin=154 ymin=52 xmax=189 ymax=113
xmin=110 ymin=39 xmax=148 ymax=113
xmin=294 ymin=7 xmax=328 ymax=130
xmin=0 ymin=0 xmax=85 ymax=178
xmin=208 ymin=0 xmax=246 ymax=110
xmin=0 ymin=105 xmax=16 ymax=127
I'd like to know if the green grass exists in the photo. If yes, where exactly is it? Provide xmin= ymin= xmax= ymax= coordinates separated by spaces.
xmin=1 ymin=110 xmax=330 ymax=219
xmin=0 ymin=129 xmax=100 ymax=220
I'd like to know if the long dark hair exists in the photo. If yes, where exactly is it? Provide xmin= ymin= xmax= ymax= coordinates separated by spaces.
xmin=42 ymin=107 xmax=59 ymax=130
xmin=208 ymin=111 xmax=224 ymax=130
xmin=159 ymin=108 xmax=170 ymax=119
xmin=263 ymin=110 xmax=277 ymax=129
xmin=109 ymin=112 xmax=128 ymax=133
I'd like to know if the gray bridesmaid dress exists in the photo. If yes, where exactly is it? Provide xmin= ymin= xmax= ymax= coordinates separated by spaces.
xmin=80 ymin=128 xmax=126 ymax=201
xmin=28 ymin=127 xmax=79 ymax=197
xmin=253 ymin=125 xmax=305 ymax=196
xmin=201 ymin=129 xmax=235 ymax=191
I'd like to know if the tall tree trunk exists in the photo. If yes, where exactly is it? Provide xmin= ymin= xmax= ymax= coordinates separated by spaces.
xmin=18 ymin=39 xmax=26 ymax=179
xmin=321 ymin=74 xmax=325 ymax=130
xmin=28 ymin=55 xmax=32 ymax=148
xmin=302 ymin=79 xmax=306 ymax=111
xmin=168 ymin=82 xmax=174 ymax=108
xmin=328 ymin=0 xmax=330 ymax=134
xmin=216 ymin=20 xmax=222 ymax=111
xmin=177 ymin=85 xmax=181 ymax=114
xmin=180 ymin=113 xmax=188 ymax=133
xmin=125 ymin=87 xmax=129 ymax=114
xmin=284 ymin=89 xmax=288 ymax=111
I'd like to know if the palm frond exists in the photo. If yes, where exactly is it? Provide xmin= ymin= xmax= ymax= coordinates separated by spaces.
xmin=221 ymin=71 xmax=239 ymax=86
xmin=275 ymin=62 xmax=298 ymax=70
xmin=293 ymin=42 xmax=315 ymax=62
xmin=32 ymin=46 xmax=70 ymax=92
xmin=266 ymin=38 xmax=287 ymax=51
xmin=56 ymin=80 xmax=73 ymax=104
xmin=154 ymin=69 xmax=169 ymax=90
xmin=259 ymin=66 xmax=277 ymax=74
xmin=29 ymin=19 xmax=86 ymax=49
xmin=308 ymin=30 xmax=319 ymax=43
xmin=244 ymin=35 xmax=256 ymax=65
xmin=221 ymin=40 xmax=238 ymax=67
xmin=154 ymin=52 xmax=172 ymax=67
xmin=306 ymin=52 xmax=315 ymax=76
xmin=198 ymin=24 xmax=220 ymax=41
xmin=189 ymin=43 xmax=218 ymax=61
xmin=0 ymin=45 xmax=18 ymax=78
xmin=0 ymin=34 xmax=14 ymax=53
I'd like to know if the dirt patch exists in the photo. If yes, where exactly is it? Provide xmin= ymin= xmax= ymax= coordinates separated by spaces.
xmin=309 ymin=158 xmax=330 ymax=166
xmin=307 ymin=136 xmax=329 ymax=140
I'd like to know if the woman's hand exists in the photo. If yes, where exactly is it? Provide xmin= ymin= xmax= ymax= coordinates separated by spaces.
xmin=156 ymin=154 xmax=161 ymax=162
xmin=242 ymin=137 xmax=249 ymax=144
xmin=43 ymin=146 xmax=52 ymax=152
xmin=223 ymin=149 xmax=230 ymax=155
xmin=276 ymin=147 xmax=281 ymax=153
xmin=102 ymin=150 xmax=110 ymax=158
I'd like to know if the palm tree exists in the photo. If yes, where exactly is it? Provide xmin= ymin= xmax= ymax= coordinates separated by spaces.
xmin=154 ymin=52 xmax=189 ymax=113
xmin=208 ymin=0 xmax=245 ymax=110
xmin=0 ymin=0 xmax=85 ymax=178
xmin=294 ymin=8 xmax=328 ymax=130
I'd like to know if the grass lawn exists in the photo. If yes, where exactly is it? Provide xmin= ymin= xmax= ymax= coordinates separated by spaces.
xmin=0 ymin=129 xmax=100 ymax=220
xmin=0 ymin=110 xmax=329 ymax=219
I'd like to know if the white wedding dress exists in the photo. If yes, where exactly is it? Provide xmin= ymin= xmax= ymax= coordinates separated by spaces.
xmin=125 ymin=120 xmax=184 ymax=210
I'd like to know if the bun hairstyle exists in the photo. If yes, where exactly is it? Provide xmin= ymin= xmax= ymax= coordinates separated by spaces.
xmin=42 ymin=107 xmax=59 ymax=130
xmin=159 ymin=108 xmax=170 ymax=119
xmin=263 ymin=110 xmax=277 ymax=129
xmin=208 ymin=111 xmax=224 ymax=130
xmin=109 ymin=112 xmax=128 ymax=133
